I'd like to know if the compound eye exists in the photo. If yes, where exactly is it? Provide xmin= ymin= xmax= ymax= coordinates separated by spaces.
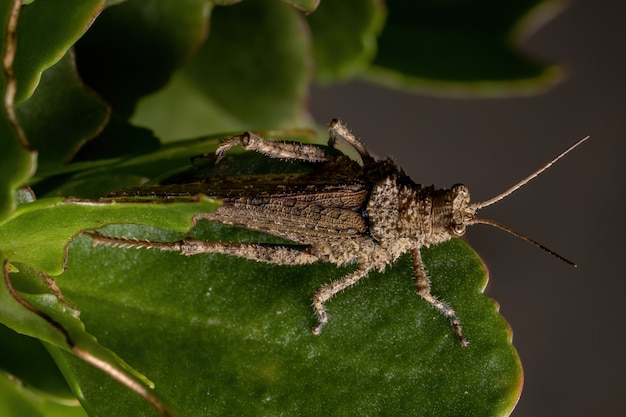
xmin=451 ymin=184 xmax=469 ymax=198
xmin=452 ymin=223 xmax=466 ymax=236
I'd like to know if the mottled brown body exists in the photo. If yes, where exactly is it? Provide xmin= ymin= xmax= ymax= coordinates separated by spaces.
xmin=93 ymin=120 xmax=586 ymax=346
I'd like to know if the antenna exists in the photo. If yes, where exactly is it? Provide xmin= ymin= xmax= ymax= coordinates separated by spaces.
xmin=475 ymin=135 xmax=590 ymax=209
xmin=469 ymin=218 xmax=576 ymax=266
xmin=469 ymin=135 xmax=589 ymax=266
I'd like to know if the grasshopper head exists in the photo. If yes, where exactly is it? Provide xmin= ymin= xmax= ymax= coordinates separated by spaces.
xmin=430 ymin=184 xmax=477 ymax=240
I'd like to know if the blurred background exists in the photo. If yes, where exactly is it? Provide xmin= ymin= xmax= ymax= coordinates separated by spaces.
xmin=309 ymin=1 xmax=625 ymax=416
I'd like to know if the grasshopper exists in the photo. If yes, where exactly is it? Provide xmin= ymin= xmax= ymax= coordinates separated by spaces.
xmin=89 ymin=120 xmax=587 ymax=346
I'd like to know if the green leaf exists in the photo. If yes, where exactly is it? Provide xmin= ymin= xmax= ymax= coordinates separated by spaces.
xmin=0 ymin=196 xmax=219 ymax=275
xmin=13 ymin=0 xmax=104 ymax=105
xmin=0 ymin=262 xmax=160 ymax=406
xmin=281 ymin=0 xmax=320 ymax=13
xmin=308 ymin=0 xmax=386 ymax=80
xmin=68 ymin=114 xmax=161 ymax=163
xmin=1 ymin=1 xmax=553 ymax=413
xmin=5 ymin=133 xmax=520 ymax=415
xmin=29 ymin=143 xmax=520 ymax=416
xmin=0 ymin=1 xmax=37 ymax=221
xmin=74 ymin=0 xmax=213 ymax=117
xmin=367 ymin=0 xmax=565 ymax=96
xmin=0 ymin=189 xmax=218 ymax=349
xmin=0 ymin=193 xmax=220 ymax=417
xmin=0 ymin=370 xmax=88 ymax=417
xmin=15 ymin=52 xmax=110 ymax=170
xmin=131 ymin=0 xmax=311 ymax=140
xmin=104 ymin=0 xmax=126 ymax=7
xmin=52 ymin=222 xmax=521 ymax=416
xmin=0 ymin=323 xmax=73 ymax=400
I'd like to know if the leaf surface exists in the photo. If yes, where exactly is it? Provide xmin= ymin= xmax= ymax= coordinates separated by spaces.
xmin=0 ymin=195 xmax=219 ymax=417
xmin=0 ymin=1 xmax=37 ymax=220
xmin=13 ymin=0 xmax=103 ymax=104
xmin=131 ymin=0 xmax=311 ymax=140
xmin=368 ymin=0 xmax=564 ymax=95
xmin=15 ymin=52 xmax=110 ymax=170
xmin=54 ymin=227 xmax=522 ymax=416
xmin=308 ymin=0 xmax=386 ymax=80
xmin=0 ymin=370 xmax=88 ymax=417
xmin=40 ymin=146 xmax=523 ymax=416
xmin=74 ymin=0 xmax=210 ymax=117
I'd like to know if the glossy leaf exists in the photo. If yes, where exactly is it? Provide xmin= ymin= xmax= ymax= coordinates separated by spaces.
xmin=0 ymin=195 xmax=219 ymax=417
xmin=0 ymin=323 xmax=73 ymax=400
xmin=0 ymin=260 xmax=166 ymax=415
xmin=307 ymin=0 xmax=386 ymax=80
xmin=13 ymin=0 xmax=103 ymax=104
xmin=282 ymin=0 xmax=320 ymax=13
xmin=368 ymin=0 xmax=565 ymax=95
xmin=0 ymin=370 xmax=88 ymax=417
xmin=131 ymin=0 xmax=311 ymax=140
xmin=0 ymin=0 xmax=555 ymax=414
xmin=0 ymin=1 xmax=37 ymax=220
xmin=26 ymin=143 xmax=520 ymax=416
xmin=2 ymin=124 xmax=521 ymax=415
xmin=75 ymin=0 xmax=210 ymax=118
xmin=0 ymin=196 xmax=219 ymax=275
xmin=15 ymin=51 xmax=110 ymax=170
xmin=52 ymin=223 xmax=522 ymax=416
xmin=0 ymin=187 xmax=218 ymax=347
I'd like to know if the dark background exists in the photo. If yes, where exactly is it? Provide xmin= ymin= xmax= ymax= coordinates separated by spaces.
xmin=310 ymin=1 xmax=625 ymax=416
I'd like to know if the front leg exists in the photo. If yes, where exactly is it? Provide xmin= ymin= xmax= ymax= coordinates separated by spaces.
xmin=411 ymin=248 xmax=469 ymax=346
xmin=311 ymin=264 xmax=370 ymax=335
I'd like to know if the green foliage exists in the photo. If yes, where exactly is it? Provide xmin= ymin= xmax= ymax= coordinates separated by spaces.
xmin=369 ymin=0 xmax=565 ymax=95
xmin=0 ymin=0 xmax=564 ymax=415
xmin=131 ymin=0 xmax=311 ymax=140
xmin=55 ymin=230 xmax=522 ymax=417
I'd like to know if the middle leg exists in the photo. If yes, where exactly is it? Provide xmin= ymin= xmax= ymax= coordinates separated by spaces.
xmin=311 ymin=264 xmax=371 ymax=335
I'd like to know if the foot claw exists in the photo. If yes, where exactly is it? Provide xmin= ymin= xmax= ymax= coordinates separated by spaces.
xmin=311 ymin=322 xmax=324 ymax=335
